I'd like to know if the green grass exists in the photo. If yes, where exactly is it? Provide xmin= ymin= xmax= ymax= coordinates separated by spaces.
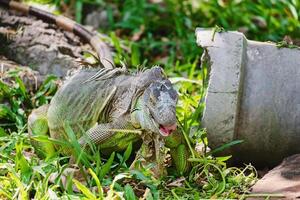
xmin=2 ymin=0 xmax=300 ymax=199
xmin=0 ymin=67 xmax=257 ymax=199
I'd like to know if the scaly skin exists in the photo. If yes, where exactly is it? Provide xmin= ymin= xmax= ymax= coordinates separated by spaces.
xmin=28 ymin=67 xmax=190 ymax=175
xmin=0 ymin=0 xmax=191 ymax=175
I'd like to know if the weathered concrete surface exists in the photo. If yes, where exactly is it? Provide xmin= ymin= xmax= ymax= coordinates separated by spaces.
xmin=196 ymin=28 xmax=300 ymax=167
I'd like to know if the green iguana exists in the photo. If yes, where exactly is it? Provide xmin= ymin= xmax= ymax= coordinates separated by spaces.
xmin=29 ymin=67 xmax=190 ymax=175
xmin=1 ymin=0 xmax=190 ymax=175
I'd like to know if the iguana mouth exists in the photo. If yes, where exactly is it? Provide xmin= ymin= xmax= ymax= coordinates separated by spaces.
xmin=150 ymin=114 xmax=177 ymax=137
xmin=159 ymin=124 xmax=177 ymax=136
xmin=148 ymin=110 xmax=176 ymax=136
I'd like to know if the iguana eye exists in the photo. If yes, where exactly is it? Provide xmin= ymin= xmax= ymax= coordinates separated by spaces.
xmin=153 ymin=88 xmax=160 ymax=98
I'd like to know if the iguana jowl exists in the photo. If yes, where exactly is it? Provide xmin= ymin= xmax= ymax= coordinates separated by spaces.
xmin=29 ymin=67 xmax=190 ymax=175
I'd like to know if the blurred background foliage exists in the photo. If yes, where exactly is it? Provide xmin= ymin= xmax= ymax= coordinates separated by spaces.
xmin=31 ymin=0 xmax=300 ymax=70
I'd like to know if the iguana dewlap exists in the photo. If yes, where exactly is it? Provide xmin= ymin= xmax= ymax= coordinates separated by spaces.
xmin=28 ymin=67 xmax=190 ymax=175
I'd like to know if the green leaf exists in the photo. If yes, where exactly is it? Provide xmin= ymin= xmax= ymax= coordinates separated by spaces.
xmin=122 ymin=141 xmax=132 ymax=165
xmin=64 ymin=122 xmax=91 ymax=168
xmin=47 ymin=188 xmax=59 ymax=200
xmin=15 ymin=141 xmax=32 ymax=183
xmin=131 ymin=42 xmax=140 ymax=66
xmin=110 ymin=32 xmax=122 ymax=60
xmin=33 ymin=75 xmax=58 ymax=101
xmin=0 ymin=127 xmax=8 ymax=137
xmin=0 ymin=80 xmax=11 ymax=96
xmin=106 ymin=173 xmax=130 ymax=199
xmin=112 ymin=173 xmax=129 ymax=184
xmin=124 ymin=184 xmax=136 ymax=200
xmin=73 ymin=179 xmax=97 ymax=200
xmin=0 ymin=104 xmax=15 ymax=120
xmin=169 ymin=77 xmax=202 ymax=85
xmin=216 ymin=155 xmax=232 ymax=162
xmin=99 ymin=152 xmax=115 ymax=180
xmin=88 ymin=168 xmax=103 ymax=199
xmin=130 ymin=170 xmax=148 ymax=181
xmin=75 ymin=0 xmax=83 ymax=23
xmin=33 ymin=135 xmax=69 ymax=146
xmin=15 ymin=77 xmax=29 ymax=100
xmin=145 ymin=190 xmax=154 ymax=200
xmin=9 ymin=168 xmax=28 ymax=199
xmin=288 ymin=3 xmax=298 ymax=20
xmin=208 ymin=140 xmax=244 ymax=155
xmin=38 ymin=75 xmax=58 ymax=90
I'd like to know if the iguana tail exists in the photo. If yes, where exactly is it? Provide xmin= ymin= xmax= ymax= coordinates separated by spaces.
xmin=0 ymin=0 xmax=114 ymax=68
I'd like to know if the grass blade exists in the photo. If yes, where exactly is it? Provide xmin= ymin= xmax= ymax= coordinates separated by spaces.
xmin=208 ymin=140 xmax=244 ymax=155
xmin=99 ymin=152 xmax=115 ymax=180
xmin=88 ymin=168 xmax=103 ymax=199
xmin=73 ymin=179 xmax=96 ymax=200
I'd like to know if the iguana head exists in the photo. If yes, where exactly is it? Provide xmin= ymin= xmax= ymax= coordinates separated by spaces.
xmin=132 ymin=76 xmax=178 ymax=137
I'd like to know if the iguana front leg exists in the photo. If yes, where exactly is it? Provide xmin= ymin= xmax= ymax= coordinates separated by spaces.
xmin=131 ymin=131 xmax=190 ymax=177
xmin=130 ymin=133 xmax=167 ymax=178
xmin=28 ymin=104 xmax=56 ymax=159
xmin=78 ymin=118 xmax=129 ymax=148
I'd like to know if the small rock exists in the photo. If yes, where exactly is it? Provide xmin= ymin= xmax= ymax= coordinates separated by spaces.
xmin=251 ymin=154 xmax=300 ymax=199
xmin=85 ymin=9 xmax=109 ymax=29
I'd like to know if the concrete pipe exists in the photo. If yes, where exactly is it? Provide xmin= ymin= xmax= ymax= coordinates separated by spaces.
xmin=196 ymin=28 xmax=300 ymax=167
